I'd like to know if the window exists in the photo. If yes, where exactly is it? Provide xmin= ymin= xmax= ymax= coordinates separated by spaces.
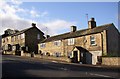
xmin=3 ymin=38 xmax=5 ymax=43
xmin=12 ymin=46 xmax=16 ymax=51
xmin=15 ymin=36 xmax=18 ymax=41
xmin=68 ymin=38 xmax=75 ymax=45
xmin=21 ymin=33 xmax=25 ymax=39
xmin=40 ymin=43 xmax=46 ymax=48
xmin=18 ymin=35 xmax=21 ymax=39
xmin=54 ymin=52 xmax=61 ymax=57
xmin=37 ymin=34 xmax=40 ymax=39
xmin=11 ymin=36 xmax=14 ymax=42
xmin=54 ymin=40 xmax=61 ymax=46
xmin=5 ymin=44 xmax=8 ymax=50
xmin=6 ymin=38 xmax=9 ymax=42
xmin=90 ymin=36 xmax=96 ymax=45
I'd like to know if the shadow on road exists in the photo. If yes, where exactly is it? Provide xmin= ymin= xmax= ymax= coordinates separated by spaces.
xmin=2 ymin=57 xmax=120 ymax=79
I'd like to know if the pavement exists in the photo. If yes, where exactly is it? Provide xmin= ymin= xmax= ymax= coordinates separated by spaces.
xmin=17 ymin=55 xmax=120 ymax=69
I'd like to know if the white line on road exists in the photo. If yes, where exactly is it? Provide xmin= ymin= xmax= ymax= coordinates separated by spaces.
xmin=90 ymin=73 xmax=113 ymax=78
xmin=60 ymin=68 xmax=68 ymax=70
xmin=52 ymin=61 xmax=58 ymax=63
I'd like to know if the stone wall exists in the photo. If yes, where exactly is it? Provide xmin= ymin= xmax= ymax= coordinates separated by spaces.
xmin=21 ymin=52 xmax=31 ymax=57
xmin=21 ymin=53 xmax=70 ymax=62
xmin=102 ymin=57 xmax=120 ymax=66
xmin=39 ymin=41 xmax=64 ymax=56
xmin=35 ymin=55 xmax=71 ymax=62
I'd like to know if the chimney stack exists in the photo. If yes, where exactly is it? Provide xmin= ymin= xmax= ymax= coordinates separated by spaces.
xmin=71 ymin=26 xmax=77 ymax=32
xmin=32 ymin=23 xmax=36 ymax=27
xmin=46 ymin=35 xmax=50 ymax=39
xmin=88 ymin=17 xmax=96 ymax=29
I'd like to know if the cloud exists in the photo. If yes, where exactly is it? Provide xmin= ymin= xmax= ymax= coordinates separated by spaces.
xmin=11 ymin=0 xmax=22 ymax=5
xmin=30 ymin=7 xmax=40 ymax=18
xmin=0 ymin=0 xmax=30 ymax=35
xmin=30 ymin=7 xmax=48 ymax=18
xmin=0 ymin=1 xmax=76 ymax=36
xmin=40 ymin=11 xmax=48 ymax=17
xmin=41 ymin=19 xmax=76 ymax=35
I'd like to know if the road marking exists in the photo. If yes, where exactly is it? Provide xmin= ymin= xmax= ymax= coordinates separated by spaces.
xmin=90 ymin=73 xmax=113 ymax=78
xmin=60 ymin=68 xmax=68 ymax=70
xmin=52 ymin=61 xmax=58 ymax=63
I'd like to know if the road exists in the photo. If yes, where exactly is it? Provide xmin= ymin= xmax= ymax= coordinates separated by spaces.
xmin=1 ymin=55 xmax=120 ymax=79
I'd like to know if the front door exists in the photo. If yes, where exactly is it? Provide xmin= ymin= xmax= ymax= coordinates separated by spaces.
xmin=73 ymin=51 xmax=78 ymax=63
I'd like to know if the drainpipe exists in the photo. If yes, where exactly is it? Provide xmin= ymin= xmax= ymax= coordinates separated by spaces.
xmin=100 ymin=32 xmax=103 ymax=56
xmin=100 ymin=32 xmax=104 ymax=65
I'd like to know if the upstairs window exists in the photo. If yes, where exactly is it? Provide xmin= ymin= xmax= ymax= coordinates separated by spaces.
xmin=11 ymin=36 xmax=14 ymax=42
xmin=68 ymin=38 xmax=75 ymax=45
xmin=15 ymin=36 xmax=18 ymax=41
xmin=18 ymin=35 xmax=21 ymax=39
xmin=90 ymin=36 xmax=96 ymax=45
xmin=21 ymin=33 xmax=25 ymax=39
xmin=40 ymin=43 xmax=46 ymax=48
xmin=54 ymin=40 xmax=61 ymax=46
xmin=37 ymin=34 xmax=40 ymax=40
xmin=3 ymin=38 xmax=5 ymax=43
xmin=6 ymin=37 xmax=9 ymax=42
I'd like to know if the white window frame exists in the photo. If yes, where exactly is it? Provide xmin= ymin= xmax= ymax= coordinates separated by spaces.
xmin=40 ymin=43 xmax=46 ymax=48
xmin=68 ymin=38 xmax=75 ymax=45
xmin=54 ymin=40 xmax=61 ymax=46
xmin=90 ymin=36 xmax=96 ymax=45
xmin=37 ymin=34 xmax=40 ymax=40
xmin=54 ymin=52 xmax=61 ymax=57
xmin=21 ymin=33 xmax=25 ymax=39
xmin=12 ymin=46 xmax=16 ymax=51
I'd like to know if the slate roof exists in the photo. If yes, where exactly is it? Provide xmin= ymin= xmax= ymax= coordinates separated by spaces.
xmin=2 ymin=26 xmax=44 ymax=38
xmin=11 ymin=26 xmax=44 ymax=36
xmin=41 ymin=23 xmax=114 ymax=43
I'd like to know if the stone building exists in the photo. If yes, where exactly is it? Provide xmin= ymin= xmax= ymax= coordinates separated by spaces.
xmin=2 ymin=23 xmax=45 ymax=55
xmin=38 ymin=18 xmax=120 ymax=65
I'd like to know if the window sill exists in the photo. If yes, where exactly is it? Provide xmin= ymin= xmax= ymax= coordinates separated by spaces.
xmin=68 ymin=43 xmax=75 ymax=45
xmin=90 ymin=44 xmax=97 ymax=46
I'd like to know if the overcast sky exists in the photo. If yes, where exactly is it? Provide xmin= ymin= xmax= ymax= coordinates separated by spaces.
xmin=0 ymin=0 xmax=119 ymax=36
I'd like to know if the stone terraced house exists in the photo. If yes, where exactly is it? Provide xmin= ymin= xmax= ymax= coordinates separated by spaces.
xmin=38 ymin=18 xmax=120 ymax=65
xmin=1 ymin=23 xmax=45 ymax=55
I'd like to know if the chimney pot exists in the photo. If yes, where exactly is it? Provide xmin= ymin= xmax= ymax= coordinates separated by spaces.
xmin=32 ymin=23 xmax=36 ymax=27
xmin=71 ymin=26 xmax=77 ymax=32
xmin=46 ymin=35 xmax=50 ymax=39
xmin=88 ymin=17 xmax=96 ymax=29
xmin=90 ymin=17 xmax=95 ymax=21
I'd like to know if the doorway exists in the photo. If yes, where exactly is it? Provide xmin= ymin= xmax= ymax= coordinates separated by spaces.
xmin=73 ymin=51 xmax=78 ymax=63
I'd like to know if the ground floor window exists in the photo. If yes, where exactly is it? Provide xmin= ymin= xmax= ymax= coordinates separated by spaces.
xmin=97 ymin=56 xmax=102 ymax=62
xmin=54 ymin=52 xmax=61 ymax=57
xmin=12 ymin=46 xmax=16 ymax=51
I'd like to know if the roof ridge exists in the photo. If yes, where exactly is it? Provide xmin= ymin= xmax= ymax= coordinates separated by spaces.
xmin=41 ymin=23 xmax=114 ymax=43
xmin=49 ymin=23 xmax=113 ymax=38
xmin=97 ymin=23 xmax=113 ymax=27
xmin=50 ymin=28 xmax=89 ymax=38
